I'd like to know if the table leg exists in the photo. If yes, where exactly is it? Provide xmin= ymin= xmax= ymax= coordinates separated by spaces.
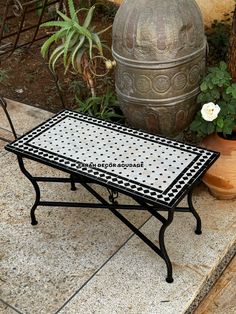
xmin=187 ymin=188 xmax=202 ymax=235
xmin=13 ymin=162 xmax=196 ymax=283
xmin=70 ymin=174 xmax=77 ymax=191
xmin=81 ymin=182 xmax=175 ymax=283
xmin=134 ymin=198 xmax=174 ymax=283
xmin=159 ymin=211 xmax=174 ymax=283
xmin=17 ymin=156 xmax=39 ymax=225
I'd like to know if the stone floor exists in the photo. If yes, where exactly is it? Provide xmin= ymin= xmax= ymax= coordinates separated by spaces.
xmin=0 ymin=99 xmax=235 ymax=314
xmin=195 ymin=256 xmax=236 ymax=314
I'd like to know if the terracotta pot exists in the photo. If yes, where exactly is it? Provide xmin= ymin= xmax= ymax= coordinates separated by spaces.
xmin=202 ymin=132 xmax=236 ymax=200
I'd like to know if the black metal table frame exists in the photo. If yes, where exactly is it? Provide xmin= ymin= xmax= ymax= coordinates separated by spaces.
xmin=16 ymin=154 xmax=203 ymax=284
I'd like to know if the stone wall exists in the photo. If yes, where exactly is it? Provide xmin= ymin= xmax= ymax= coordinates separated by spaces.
xmin=108 ymin=0 xmax=235 ymax=26
xmin=197 ymin=0 xmax=235 ymax=25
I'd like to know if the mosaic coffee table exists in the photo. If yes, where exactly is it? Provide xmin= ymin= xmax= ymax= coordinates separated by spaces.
xmin=5 ymin=109 xmax=219 ymax=283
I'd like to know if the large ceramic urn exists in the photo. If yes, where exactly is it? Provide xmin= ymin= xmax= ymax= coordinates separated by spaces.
xmin=112 ymin=0 xmax=206 ymax=137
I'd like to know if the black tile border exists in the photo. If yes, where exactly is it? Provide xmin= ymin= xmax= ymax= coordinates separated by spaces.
xmin=5 ymin=110 xmax=220 ymax=208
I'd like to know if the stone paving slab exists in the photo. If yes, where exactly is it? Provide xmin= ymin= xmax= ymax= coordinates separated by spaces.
xmin=0 ymin=128 xmax=15 ymax=142
xmin=0 ymin=154 xmax=150 ymax=314
xmin=0 ymin=99 xmax=52 ymax=135
xmin=0 ymin=301 xmax=19 ymax=314
xmin=0 ymin=128 xmax=15 ymax=157
xmin=195 ymin=256 xmax=236 ymax=314
xmin=58 ymin=186 xmax=236 ymax=314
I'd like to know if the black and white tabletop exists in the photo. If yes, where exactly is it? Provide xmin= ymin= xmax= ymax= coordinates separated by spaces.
xmin=6 ymin=110 xmax=219 ymax=209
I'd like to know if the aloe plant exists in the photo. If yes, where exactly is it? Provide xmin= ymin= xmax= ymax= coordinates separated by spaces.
xmin=40 ymin=0 xmax=110 ymax=96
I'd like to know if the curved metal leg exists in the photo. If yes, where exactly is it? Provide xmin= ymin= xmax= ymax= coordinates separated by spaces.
xmin=107 ymin=188 xmax=119 ymax=205
xmin=187 ymin=188 xmax=202 ymax=235
xmin=17 ymin=156 xmax=40 ymax=225
xmin=159 ymin=210 xmax=174 ymax=283
xmin=30 ymin=181 xmax=40 ymax=225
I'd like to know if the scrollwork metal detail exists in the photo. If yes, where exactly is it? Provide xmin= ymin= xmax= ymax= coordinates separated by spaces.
xmin=12 ymin=0 xmax=24 ymax=17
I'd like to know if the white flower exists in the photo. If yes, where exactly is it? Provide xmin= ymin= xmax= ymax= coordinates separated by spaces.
xmin=201 ymin=102 xmax=221 ymax=122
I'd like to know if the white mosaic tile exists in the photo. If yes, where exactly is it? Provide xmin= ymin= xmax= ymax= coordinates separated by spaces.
xmin=6 ymin=110 xmax=219 ymax=208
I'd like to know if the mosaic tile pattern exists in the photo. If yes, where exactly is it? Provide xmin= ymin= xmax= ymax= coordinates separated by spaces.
xmin=5 ymin=110 xmax=219 ymax=208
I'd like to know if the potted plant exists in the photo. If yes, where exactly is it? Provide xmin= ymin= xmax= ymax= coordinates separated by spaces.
xmin=190 ymin=61 xmax=236 ymax=199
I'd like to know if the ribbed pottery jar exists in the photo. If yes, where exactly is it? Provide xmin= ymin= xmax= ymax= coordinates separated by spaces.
xmin=112 ymin=0 xmax=206 ymax=137
xmin=202 ymin=133 xmax=236 ymax=200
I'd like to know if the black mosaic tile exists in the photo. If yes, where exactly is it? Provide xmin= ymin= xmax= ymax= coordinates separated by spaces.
xmin=5 ymin=109 xmax=219 ymax=208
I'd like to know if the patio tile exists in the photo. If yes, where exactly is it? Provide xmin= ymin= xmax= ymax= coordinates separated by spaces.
xmin=195 ymin=255 xmax=236 ymax=314
xmin=58 ymin=186 xmax=236 ymax=314
xmin=0 ymin=141 xmax=7 ymax=157
xmin=0 ymin=99 xmax=52 ymax=135
xmin=0 ymin=129 xmax=14 ymax=157
xmin=0 ymin=128 xmax=15 ymax=142
xmin=0 ymin=301 xmax=20 ymax=314
xmin=0 ymin=154 xmax=150 ymax=314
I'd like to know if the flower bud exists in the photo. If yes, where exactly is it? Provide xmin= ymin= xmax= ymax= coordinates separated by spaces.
xmin=105 ymin=59 xmax=116 ymax=70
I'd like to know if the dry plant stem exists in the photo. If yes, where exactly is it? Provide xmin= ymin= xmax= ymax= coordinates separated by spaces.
xmin=82 ymin=56 xmax=96 ymax=97
xmin=228 ymin=5 xmax=236 ymax=82
xmin=87 ymin=71 xmax=96 ymax=97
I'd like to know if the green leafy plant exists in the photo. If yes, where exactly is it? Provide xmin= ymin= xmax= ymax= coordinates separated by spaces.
xmin=35 ymin=1 xmax=44 ymax=16
xmin=68 ymin=79 xmax=86 ymax=95
xmin=75 ymin=89 xmax=124 ymax=122
xmin=40 ymin=0 xmax=111 ymax=96
xmin=206 ymin=15 xmax=231 ymax=64
xmin=68 ymin=78 xmax=87 ymax=101
xmin=190 ymin=61 xmax=236 ymax=137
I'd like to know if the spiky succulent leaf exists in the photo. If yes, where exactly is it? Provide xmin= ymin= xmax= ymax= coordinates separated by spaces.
xmin=68 ymin=0 xmax=78 ymax=22
xmin=75 ymin=48 xmax=86 ymax=74
xmin=74 ymin=23 xmax=92 ymax=39
xmin=56 ymin=10 xmax=71 ymax=22
xmin=51 ymin=50 xmax=64 ymax=72
xmin=41 ymin=29 xmax=67 ymax=57
xmin=41 ymin=33 xmax=58 ymax=58
xmin=91 ymin=33 xmax=103 ymax=55
xmin=41 ymin=1 xmax=109 ymax=75
xmin=63 ymin=29 xmax=76 ymax=67
xmin=83 ymin=5 xmax=95 ymax=28
xmin=40 ymin=20 xmax=71 ymax=28
xmin=88 ymin=37 xmax=93 ymax=59
xmin=71 ymin=36 xmax=85 ymax=71
xmin=48 ymin=45 xmax=65 ymax=69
